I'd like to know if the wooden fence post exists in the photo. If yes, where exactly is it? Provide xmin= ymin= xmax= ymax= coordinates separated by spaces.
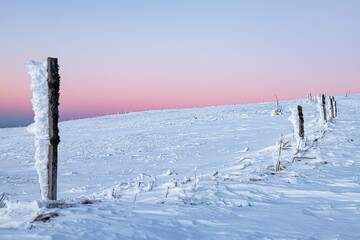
xmin=297 ymin=105 xmax=304 ymax=139
xmin=331 ymin=96 xmax=337 ymax=118
xmin=329 ymin=96 xmax=335 ymax=119
xmin=307 ymin=93 xmax=311 ymax=100
xmin=321 ymin=94 xmax=327 ymax=123
xmin=47 ymin=57 xmax=60 ymax=200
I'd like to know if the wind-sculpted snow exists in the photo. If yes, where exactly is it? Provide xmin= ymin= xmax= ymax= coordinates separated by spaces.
xmin=26 ymin=60 xmax=49 ymax=200
xmin=0 ymin=95 xmax=360 ymax=239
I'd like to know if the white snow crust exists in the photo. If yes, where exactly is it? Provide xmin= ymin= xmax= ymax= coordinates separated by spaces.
xmin=26 ymin=60 xmax=49 ymax=200
xmin=1 ymin=94 xmax=359 ymax=239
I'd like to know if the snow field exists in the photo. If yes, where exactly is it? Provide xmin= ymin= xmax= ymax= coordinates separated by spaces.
xmin=0 ymin=95 xmax=359 ymax=239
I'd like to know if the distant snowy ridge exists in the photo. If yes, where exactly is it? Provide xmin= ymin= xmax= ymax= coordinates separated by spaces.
xmin=26 ymin=60 xmax=49 ymax=200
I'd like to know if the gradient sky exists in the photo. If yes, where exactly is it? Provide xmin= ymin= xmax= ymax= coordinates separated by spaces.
xmin=1 ymin=0 xmax=360 ymax=127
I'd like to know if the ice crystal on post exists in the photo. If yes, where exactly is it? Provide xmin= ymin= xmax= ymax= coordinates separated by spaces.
xmin=26 ymin=60 xmax=49 ymax=200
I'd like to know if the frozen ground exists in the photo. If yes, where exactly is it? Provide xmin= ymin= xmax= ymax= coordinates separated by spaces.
xmin=0 ymin=95 xmax=359 ymax=239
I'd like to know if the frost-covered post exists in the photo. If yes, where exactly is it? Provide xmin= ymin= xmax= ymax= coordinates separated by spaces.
xmin=297 ymin=105 xmax=304 ymax=139
xmin=47 ymin=57 xmax=60 ymax=200
xmin=27 ymin=57 xmax=60 ymax=201
xmin=330 ymin=96 xmax=337 ymax=118
xmin=321 ymin=94 xmax=327 ymax=123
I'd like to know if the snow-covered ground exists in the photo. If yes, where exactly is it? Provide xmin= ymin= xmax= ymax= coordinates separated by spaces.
xmin=1 ymin=95 xmax=359 ymax=239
